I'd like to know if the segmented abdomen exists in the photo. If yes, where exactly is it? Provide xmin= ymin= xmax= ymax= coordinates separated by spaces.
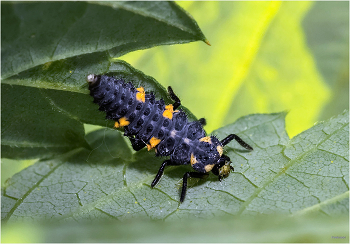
xmin=88 ymin=75 xmax=206 ymax=161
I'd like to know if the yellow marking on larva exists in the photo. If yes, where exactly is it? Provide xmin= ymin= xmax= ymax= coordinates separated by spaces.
xmin=199 ymin=136 xmax=212 ymax=143
xmin=114 ymin=117 xmax=129 ymax=128
xmin=217 ymin=146 xmax=223 ymax=156
xmin=147 ymin=137 xmax=161 ymax=151
xmin=204 ymin=164 xmax=214 ymax=172
xmin=162 ymin=104 xmax=178 ymax=119
xmin=136 ymin=87 xmax=145 ymax=102
xmin=190 ymin=153 xmax=197 ymax=166
xmin=119 ymin=117 xmax=130 ymax=127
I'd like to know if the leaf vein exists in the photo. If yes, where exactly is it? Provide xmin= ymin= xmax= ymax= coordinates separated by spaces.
xmin=206 ymin=186 xmax=245 ymax=203
xmin=291 ymin=191 xmax=349 ymax=216
xmin=103 ymin=2 xmax=198 ymax=36
xmin=39 ymin=89 xmax=82 ymax=122
xmin=142 ymin=183 xmax=178 ymax=202
xmin=50 ymin=5 xmax=89 ymax=59
xmin=128 ymin=189 xmax=149 ymax=218
xmin=237 ymin=120 xmax=348 ymax=215
xmin=317 ymin=148 xmax=348 ymax=162
xmin=2 ymin=161 xmax=65 ymax=223
xmin=94 ymin=207 xmax=120 ymax=220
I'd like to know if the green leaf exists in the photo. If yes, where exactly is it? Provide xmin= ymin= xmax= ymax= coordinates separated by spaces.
xmin=2 ymin=110 xmax=348 ymax=222
xmin=1 ymin=83 xmax=89 ymax=159
xmin=1 ymin=1 xmax=206 ymax=79
xmin=215 ymin=111 xmax=349 ymax=215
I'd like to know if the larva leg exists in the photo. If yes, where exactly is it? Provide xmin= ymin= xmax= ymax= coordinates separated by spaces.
xmin=180 ymin=172 xmax=209 ymax=203
xmin=167 ymin=86 xmax=181 ymax=110
xmin=127 ymin=136 xmax=146 ymax=151
xmin=198 ymin=118 xmax=206 ymax=126
xmin=151 ymin=159 xmax=181 ymax=187
xmin=220 ymin=134 xmax=253 ymax=150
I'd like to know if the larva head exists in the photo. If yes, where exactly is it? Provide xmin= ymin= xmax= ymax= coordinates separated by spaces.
xmin=210 ymin=133 xmax=253 ymax=180
xmin=211 ymin=154 xmax=233 ymax=181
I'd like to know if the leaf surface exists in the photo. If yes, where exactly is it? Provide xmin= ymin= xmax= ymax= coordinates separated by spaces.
xmin=2 ymin=111 xmax=348 ymax=222
xmin=1 ymin=84 xmax=88 ymax=159
xmin=1 ymin=1 xmax=206 ymax=78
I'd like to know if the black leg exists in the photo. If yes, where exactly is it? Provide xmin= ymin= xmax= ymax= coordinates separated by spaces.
xmin=167 ymin=86 xmax=181 ymax=110
xmin=151 ymin=160 xmax=181 ymax=187
xmin=220 ymin=134 xmax=253 ymax=150
xmin=180 ymin=172 xmax=209 ymax=203
xmin=127 ymin=136 xmax=146 ymax=151
xmin=198 ymin=118 xmax=206 ymax=126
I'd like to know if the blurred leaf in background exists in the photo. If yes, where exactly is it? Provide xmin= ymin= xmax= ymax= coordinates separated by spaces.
xmin=302 ymin=1 xmax=349 ymax=121
xmin=123 ymin=1 xmax=349 ymax=138
xmin=1 ymin=214 xmax=349 ymax=242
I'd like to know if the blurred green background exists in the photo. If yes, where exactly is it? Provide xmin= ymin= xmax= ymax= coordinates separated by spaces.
xmin=122 ymin=1 xmax=348 ymax=138
xmin=2 ymin=214 xmax=348 ymax=242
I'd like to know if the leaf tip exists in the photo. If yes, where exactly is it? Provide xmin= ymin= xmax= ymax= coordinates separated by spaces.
xmin=204 ymin=39 xmax=211 ymax=46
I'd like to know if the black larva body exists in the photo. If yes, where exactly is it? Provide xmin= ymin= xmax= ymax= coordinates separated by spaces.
xmin=87 ymin=74 xmax=253 ymax=203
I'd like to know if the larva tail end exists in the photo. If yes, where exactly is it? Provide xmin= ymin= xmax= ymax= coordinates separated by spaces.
xmin=87 ymin=74 xmax=98 ymax=85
